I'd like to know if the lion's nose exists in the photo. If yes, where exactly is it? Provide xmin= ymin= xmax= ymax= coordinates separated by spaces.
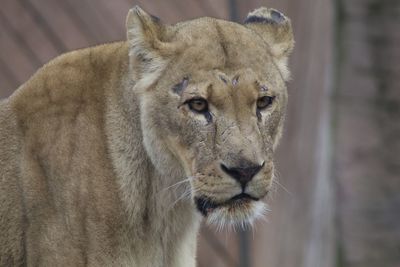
xmin=220 ymin=162 xmax=264 ymax=189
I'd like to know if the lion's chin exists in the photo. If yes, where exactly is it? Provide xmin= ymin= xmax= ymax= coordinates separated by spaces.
xmin=195 ymin=194 xmax=269 ymax=229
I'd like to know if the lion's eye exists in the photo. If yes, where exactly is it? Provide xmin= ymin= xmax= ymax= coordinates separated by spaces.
xmin=257 ymin=96 xmax=275 ymax=110
xmin=187 ymin=98 xmax=208 ymax=113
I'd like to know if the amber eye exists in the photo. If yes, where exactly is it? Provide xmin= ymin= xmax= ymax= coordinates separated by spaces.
xmin=257 ymin=96 xmax=275 ymax=110
xmin=187 ymin=98 xmax=209 ymax=113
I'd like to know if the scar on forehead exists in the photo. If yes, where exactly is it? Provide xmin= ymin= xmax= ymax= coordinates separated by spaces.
xmin=219 ymin=75 xmax=228 ymax=84
xmin=172 ymin=77 xmax=189 ymax=95
xmin=232 ymin=75 xmax=240 ymax=86
xmin=260 ymin=85 xmax=268 ymax=92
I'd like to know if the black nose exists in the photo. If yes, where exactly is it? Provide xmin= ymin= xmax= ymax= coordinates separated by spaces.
xmin=220 ymin=162 xmax=264 ymax=188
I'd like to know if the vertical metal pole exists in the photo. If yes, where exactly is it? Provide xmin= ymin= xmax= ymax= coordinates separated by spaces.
xmin=238 ymin=229 xmax=251 ymax=267
xmin=228 ymin=0 xmax=239 ymax=22
xmin=227 ymin=3 xmax=251 ymax=267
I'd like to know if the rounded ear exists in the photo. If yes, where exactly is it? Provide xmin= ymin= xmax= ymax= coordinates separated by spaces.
xmin=126 ymin=6 xmax=171 ymax=90
xmin=244 ymin=7 xmax=294 ymax=81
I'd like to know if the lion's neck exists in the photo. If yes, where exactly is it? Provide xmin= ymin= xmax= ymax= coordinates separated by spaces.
xmin=105 ymin=72 xmax=200 ymax=266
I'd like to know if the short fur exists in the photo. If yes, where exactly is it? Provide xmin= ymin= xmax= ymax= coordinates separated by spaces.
xmin=0 ymin=6 xmax=294 ymax=266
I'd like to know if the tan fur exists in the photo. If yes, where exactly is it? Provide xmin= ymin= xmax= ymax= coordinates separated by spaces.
xmin=0 ymin=6 xmax=293 ymax=266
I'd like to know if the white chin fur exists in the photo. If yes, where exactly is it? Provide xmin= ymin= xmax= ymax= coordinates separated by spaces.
xmin=206 ymin=201 xmax=269 ymax=231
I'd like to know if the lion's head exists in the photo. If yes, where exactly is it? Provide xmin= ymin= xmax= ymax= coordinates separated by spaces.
xmin=126 ymin=6 xmax=294 ymax=227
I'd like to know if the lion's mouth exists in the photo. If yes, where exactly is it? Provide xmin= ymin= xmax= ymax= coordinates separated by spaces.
xmin=195 ymin=193 xmax=260 ymax=216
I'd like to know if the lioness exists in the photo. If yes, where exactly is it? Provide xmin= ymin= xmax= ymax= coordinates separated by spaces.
xmin=0 ymin=6 xmax=294 ymax=266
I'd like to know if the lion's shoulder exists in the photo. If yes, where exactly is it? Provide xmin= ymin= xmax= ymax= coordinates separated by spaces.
xmin=9 ymin=42 xmax=128 ymax=121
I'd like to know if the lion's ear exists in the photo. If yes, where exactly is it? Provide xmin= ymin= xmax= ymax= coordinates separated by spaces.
xmin=126 ymin=6 xmax=171 ymax=89
xmin=244 ymin=7 xmax=294 ymax=81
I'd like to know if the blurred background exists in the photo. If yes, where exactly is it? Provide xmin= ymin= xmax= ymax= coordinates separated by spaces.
xmin=1 ymin=0 xmax=399 ymax=266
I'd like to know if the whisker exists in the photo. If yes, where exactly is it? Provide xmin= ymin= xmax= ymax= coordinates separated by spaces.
xmin=167 ymin=188 xmax=199 ymax=212
xmin=273 ymin=179 xmax=292 ymax=196
xmin=159 ymin=177 xmax=192 ymax=193
xmin=169 ymin=190 xmax=190 ymax=209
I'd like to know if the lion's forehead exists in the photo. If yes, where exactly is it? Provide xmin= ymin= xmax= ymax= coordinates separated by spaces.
xmin=170 ymin=18 xmax=278 ymax=75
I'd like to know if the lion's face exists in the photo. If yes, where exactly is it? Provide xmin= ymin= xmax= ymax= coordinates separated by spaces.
xmin=164 ymin=70 xmax=286 ymax=227
xmin=127 ymin=7 xmax=293 ymax=227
